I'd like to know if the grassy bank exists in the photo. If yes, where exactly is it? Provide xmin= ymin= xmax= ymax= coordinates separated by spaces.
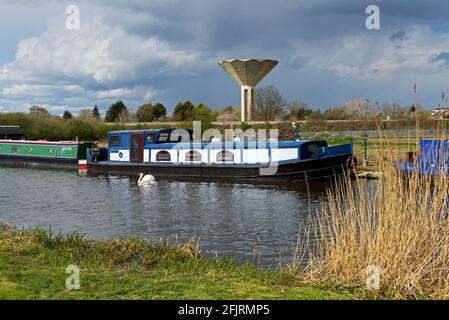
xmin=0 ymin=224 xmax=354 ymax=300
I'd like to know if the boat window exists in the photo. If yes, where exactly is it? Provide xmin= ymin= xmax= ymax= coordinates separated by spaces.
xmin=170 ymin=130 xmax=190 ymax=143
xmin=156 ymin=150 xmax=171 ymax=161
xmin=110 ymin=135 xmax=120 ymax=147
xmin=185 ymin=150 xmax=202 ymax=162
xmin=146 ymin=133 xmax=155 ymax=144
xmin=308 ymin=143 xmax=319 ymax=156
xmin=158 ymin=133 xmax=170 ymax=143
xmin=307 ymin=142 xmax=327 ymax=157
xmin=11 ymin=145 xmax=19 ymax=153
xmin=216 ymin=150 xmax=234 ymax=162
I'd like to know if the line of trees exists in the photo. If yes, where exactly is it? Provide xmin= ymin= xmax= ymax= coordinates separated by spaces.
xmin=254 ymin=87 xmax=431 ymax=121
xmin=101 ymin=100 xmax=219 ymax=124
xmin=2 ymin=85 xmax=435 ymax=131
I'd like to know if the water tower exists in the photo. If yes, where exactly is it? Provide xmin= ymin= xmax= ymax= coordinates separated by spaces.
xmin=219 ymin=59 xmax=278 ymax=122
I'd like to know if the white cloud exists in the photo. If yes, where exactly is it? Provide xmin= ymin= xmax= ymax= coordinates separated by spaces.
xmin=1 ymin=84 xmax=158 ymax=101
xmin=1 ymin=84 xmax=85 ymax=97
xmin=95 ymin=86 xmax=158 ymax=100
xmin=0 ymin=16 xmax=210 ymax=113
xmin=2 ymin=20 xmax=208 ymax=85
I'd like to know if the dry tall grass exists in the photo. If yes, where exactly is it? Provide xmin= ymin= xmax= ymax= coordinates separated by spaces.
xmin=300 ymin=137 xmax=449 ymax=299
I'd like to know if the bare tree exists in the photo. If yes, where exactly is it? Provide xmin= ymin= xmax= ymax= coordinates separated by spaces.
xmin=381 ymin=102 xmax=406 ymax=116
xmin=117 ymin=108 xmax=129 ymax=123
xmin=78 ymin=108 xmax=92 ymax=118
xmin=343 ymin=98 xmax=378 ymax=118
xmin=255 ymin=86 xmax=286 ymax=121
xmin=29 ymin=105 xmax=50 ymax=116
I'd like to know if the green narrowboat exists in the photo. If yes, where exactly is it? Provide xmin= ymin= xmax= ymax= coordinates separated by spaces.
xmin=0 ymin=139 xmax=93 ymax=166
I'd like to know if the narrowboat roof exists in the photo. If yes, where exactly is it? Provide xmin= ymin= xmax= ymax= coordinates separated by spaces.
xmin=108 ymin=128 xmax=177 ymax=134
xmin=107 ymin=129 xmax=321 ymax=144
xmin=0 ymin=139 xmax=81 ymax=145
xmin=0 ymin=125 xmax=23 ymax=135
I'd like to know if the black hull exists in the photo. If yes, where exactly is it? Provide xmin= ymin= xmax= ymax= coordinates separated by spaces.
xmin=0 ymin=155 xmax=77 ymax=169
xmin=88 ymin=154 xmax=353 ymax=182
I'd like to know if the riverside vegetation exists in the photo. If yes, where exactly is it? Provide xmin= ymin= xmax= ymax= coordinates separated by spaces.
xmin=295 ymin=136 xmax=449 ymax=299
xmin=2 ymin=102 xmax=449 ymax=142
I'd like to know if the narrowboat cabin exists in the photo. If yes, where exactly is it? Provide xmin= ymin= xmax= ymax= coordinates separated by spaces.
xmin=87 ymin=129 xmax=355 ymax=181
xmin=0 ymin=125 xmax=23 ymax=140
xmin=0 ymin=139 xmax=93 ymax=166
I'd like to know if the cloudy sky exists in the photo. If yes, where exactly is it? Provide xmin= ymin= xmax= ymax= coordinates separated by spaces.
xmin=1 ymin=0 xmax=449 ymax=115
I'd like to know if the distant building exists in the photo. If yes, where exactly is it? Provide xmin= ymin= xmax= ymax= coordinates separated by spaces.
xmin=431 ymin=107 xmax=449 ymax=119
xmin=0 ymin=125 xmax=23 ymax=139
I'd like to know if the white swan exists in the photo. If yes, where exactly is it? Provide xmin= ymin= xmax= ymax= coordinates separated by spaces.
xmin=138 ymin=173 xmax=156 ymax=185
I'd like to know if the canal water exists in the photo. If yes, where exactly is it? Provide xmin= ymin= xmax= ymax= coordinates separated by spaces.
xmin=0 ymin=166 xmax=354 ymax=267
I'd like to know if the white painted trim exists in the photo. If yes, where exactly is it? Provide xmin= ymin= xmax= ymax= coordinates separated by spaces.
xmin=271 ymin=148 xmax=298 ymax=162
xmin=143 ymin=149 xmax=150 ymax=162
xmin=242 ymin=149 xmax=270 ymax=164
xmin=110 ymin=150 xmax=130 ymax=161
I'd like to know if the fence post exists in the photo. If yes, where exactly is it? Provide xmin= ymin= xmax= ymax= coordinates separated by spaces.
xmin=363 ymin=132 xmax=368 ymax=167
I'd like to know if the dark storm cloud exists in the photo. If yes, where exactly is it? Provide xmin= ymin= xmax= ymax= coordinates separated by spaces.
xmin=310 ymin=0 xmax=449 ymax=20
xmin=2 ymin=0 xmax=449 ymax=113
xmin=92 ymin=0 xmax=449 ymax=61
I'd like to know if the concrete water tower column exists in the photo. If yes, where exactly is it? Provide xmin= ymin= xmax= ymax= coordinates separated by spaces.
xmin=241 ymin=86 xmax=255 ymax=122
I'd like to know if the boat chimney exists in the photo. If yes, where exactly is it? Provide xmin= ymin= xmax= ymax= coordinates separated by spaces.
xmin=78 ymin=160 xmax=88 ymax=174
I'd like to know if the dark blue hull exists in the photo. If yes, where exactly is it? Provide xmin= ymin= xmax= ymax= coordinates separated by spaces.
xmin=88 ymin=154 xmax=354 ymax=182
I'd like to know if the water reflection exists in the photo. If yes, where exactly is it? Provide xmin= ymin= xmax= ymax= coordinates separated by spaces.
xmin=0 ymin=166 xmax=350 ymax=266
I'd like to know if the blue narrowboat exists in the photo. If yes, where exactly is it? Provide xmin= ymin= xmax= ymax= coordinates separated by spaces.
xmin=395 ymin=140 xmax=449 ymax=175
xmin=87 ymin=128 xmax=355 ymax=181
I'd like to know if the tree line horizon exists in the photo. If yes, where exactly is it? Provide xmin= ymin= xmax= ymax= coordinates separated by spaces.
xmin=7 ymin=85 xmax=434 ymax=124
xmin=0 ymin=85 xmax=443 ymax=142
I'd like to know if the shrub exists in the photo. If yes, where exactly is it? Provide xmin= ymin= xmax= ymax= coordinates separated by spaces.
xmin=137 ymin=103 xmax=167 ymax=122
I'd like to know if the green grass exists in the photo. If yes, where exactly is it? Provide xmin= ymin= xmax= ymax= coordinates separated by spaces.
xmin=306 ymin=135 xmax=418 ymax=162
xmin=0 ymin=229 xmax=355 ymax=300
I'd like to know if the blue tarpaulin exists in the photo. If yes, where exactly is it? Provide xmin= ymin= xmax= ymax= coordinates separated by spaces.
xmin=396 ymin=140 xmax=449 ymax=175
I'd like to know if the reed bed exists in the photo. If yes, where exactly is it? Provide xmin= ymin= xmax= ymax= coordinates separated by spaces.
xmin=299 ymin=137 xmax=449 ymax=299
